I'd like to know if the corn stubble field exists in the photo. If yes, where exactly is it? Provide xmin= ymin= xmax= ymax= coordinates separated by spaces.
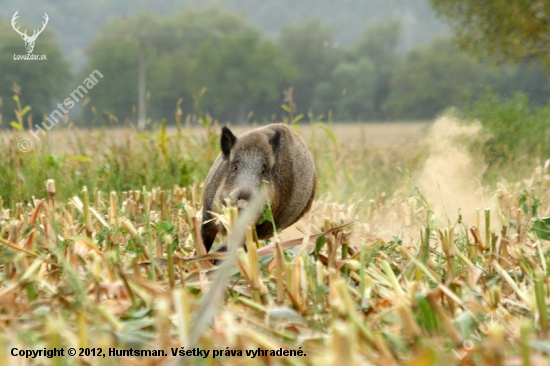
xmin=1 ymin=114 xmax=550 ymax=366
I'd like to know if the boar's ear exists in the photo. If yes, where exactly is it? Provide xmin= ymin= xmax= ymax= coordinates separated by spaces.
xmin=269 ymin=130 xmax=281 ymax=153
xmin=221 ymin=126 xmax=237 ymax=157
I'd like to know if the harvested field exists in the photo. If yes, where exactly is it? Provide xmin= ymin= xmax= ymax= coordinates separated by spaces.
xmin=1 ymin=117 xmax=550 ymax=365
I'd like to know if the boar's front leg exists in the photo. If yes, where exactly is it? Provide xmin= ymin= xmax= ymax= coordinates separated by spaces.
xmin=200 ymin=212 xmax=218 ymax=253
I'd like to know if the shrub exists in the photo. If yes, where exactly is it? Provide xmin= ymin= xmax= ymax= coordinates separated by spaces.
xmin=468 ymin=91 xmax=550 ymax=170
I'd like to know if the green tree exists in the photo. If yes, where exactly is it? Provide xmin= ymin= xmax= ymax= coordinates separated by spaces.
xmin=0 ymin=21 xmax=70 ymax=124
xmin=468 ymin=91 xmax=550 ymax=170
xmin=311 ymin=59 xmax=377 ymax=121
xmin=352 ymin=20 xmax=402 ymax=119
xmin=429 ymin=0 xmax=550 ymax=66
xmin=308 ymin=20 xmax=401 ymax=121
xmin=84 ymin=8 xmax=296 ymax=123
xmin=386 ymin=39 xmax=483 ymax=119
xmin=85 ymin=36 xmax=140 ymax=122
xmin=185 ymin=32 xmax=296 ymax=122
xmin=492 ymin=60 xmax=550 ymax=106
xmin=278 ymin=20 xmax=343 ymax=116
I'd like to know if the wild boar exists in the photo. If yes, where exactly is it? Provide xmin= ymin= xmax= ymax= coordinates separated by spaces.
xmin=201 ymin=123 xmax=317 ymax=252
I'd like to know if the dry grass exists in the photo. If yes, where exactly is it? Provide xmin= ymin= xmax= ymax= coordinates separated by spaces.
xmin=0 ymin=121 xmax=429 ymax=153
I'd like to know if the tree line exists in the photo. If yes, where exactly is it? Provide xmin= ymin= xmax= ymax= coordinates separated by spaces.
xmin=1 ymin=7 xmax=549 ymax=125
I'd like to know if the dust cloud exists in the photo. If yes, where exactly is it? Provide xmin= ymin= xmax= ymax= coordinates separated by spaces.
xmin=417 ymin=115 xmax=491 ymax=225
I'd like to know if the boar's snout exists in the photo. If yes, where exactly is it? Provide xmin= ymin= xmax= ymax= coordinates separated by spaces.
xmin=229 ymin=188 xmax=253 ymax=210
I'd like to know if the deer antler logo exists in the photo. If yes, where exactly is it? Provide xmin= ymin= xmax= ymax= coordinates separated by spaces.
xmin=11 ymin=11 xmax=49 ymax=54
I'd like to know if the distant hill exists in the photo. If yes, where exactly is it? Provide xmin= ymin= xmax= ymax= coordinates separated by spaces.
xmin=0 ymin=0 xmax=447 ymax=71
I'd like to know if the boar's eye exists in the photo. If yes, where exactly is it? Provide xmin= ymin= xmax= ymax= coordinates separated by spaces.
xmin=261 ymin=163 xmax=268 ymax=175
xmin=231 ymin=161 xmax=239 ymax=173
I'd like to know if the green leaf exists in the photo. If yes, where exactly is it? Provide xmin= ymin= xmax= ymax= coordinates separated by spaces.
xmin=518 ymin=191 xmax=528 ymax=214
xmin=121 ymin=307 xmax=152 ymax=320
xmin=157 ymin=118 xmax=169 ymax=160
xmin=415 ymin=293 xmax=438 ymax=334
xmin=122 ymin=318 xmax=155 ymax=331
xmin=45 ymin=154 xmax=61 ymax=167
xmin=259 ymin=205 xmax=274 ymax=225
xmin=267 ymin=307 xmax=307 ymax=324
xmin=291 ymin=113 xmax=304 ymax=124
xmin=20 ymin=105 xmax=31 ymax=118
xmin=533 ymin=217 xmax=550 ymax=241
xmin=315 ymin=123 xmax=338 ymax=147
xmin=454 ymin=311 xmax=475 ymax=336
xmin=281 ymin=104 xmax=292 ymax=113
xmin=10 ymin=121 xmax=23 ymax=131
xmin=154 ymin=221 xmax=174 ymax=233
xmin=314 ymin=236 xmax=327 ymax=258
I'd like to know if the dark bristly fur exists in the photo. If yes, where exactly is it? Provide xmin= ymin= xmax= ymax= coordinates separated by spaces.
xmin=201 ymin=123 xmax=317 ymax=253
